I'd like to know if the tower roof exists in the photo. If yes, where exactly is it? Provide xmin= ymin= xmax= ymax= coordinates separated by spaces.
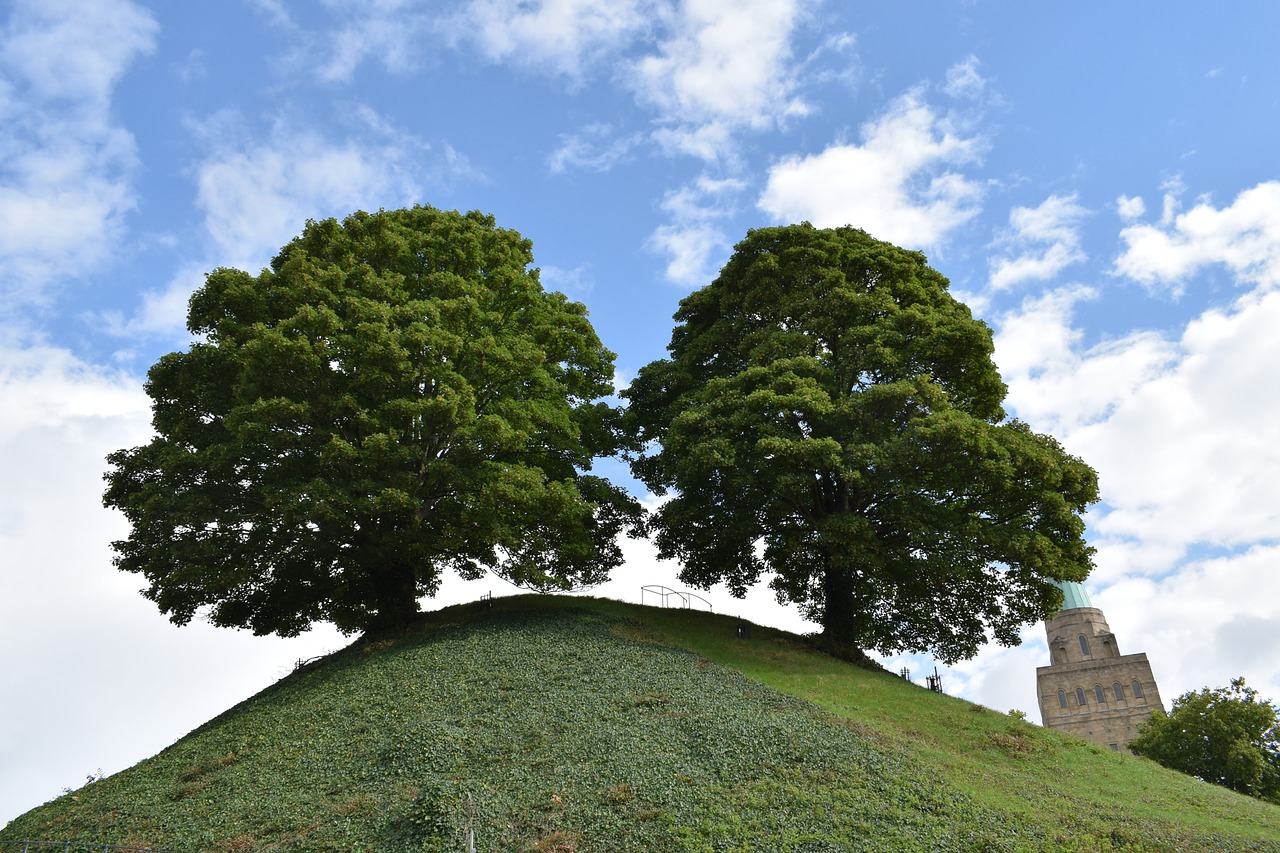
xmin=1053 ymin=580 xmax=1092 ymax=611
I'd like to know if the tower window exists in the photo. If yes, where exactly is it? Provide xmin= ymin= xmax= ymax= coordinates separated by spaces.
xmin=1094 ymin=685 xmax=1106 ymax=704
xmin=1113 ymin=682 xmax=1124 ymax=701
xmin=1078 ymin=634 xmax=1091 ymax=656
xmin=1058 ymin=689 xmax=1068 ymax=708
xmin=1132 ymin=680 xmax=1145 ymax=700
xmin=1076 ymin=687 xmax=1087 ymax=707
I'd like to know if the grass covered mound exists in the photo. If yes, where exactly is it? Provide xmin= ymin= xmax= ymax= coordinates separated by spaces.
xmin=0 ymin=606 xmax=1005 ymax=851
xmin=4 ymin=596 xmax=1279 ymax=852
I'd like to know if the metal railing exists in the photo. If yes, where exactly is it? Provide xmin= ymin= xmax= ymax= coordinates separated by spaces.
xmin=640 ymin=584 xmax=712 ymax=611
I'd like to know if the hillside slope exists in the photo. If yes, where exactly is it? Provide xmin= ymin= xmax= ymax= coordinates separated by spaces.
xmin=2 ymin=596 xmax=1278 ymax=852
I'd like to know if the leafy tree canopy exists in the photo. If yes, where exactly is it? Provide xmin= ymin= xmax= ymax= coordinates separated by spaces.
xmin=1130 ymin=677 xmax=1280 ymax=804
xmin=105 ymin=206 xmax=641 ymax=636
xmin=623 ymin=224 xmax=1099 ymax=663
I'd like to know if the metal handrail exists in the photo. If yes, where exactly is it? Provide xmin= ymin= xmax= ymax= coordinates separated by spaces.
xmin=640 ymin=584 xmax=712 ymax=611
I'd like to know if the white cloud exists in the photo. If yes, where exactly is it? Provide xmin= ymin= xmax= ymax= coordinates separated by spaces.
xmin=988 ymin=193 xmax=1088 ymax=291
xmin=1078 ymin=291 xmax=1280 ymax=556
xmin=1115 ymin=194 xmax=1145 ymax=222
xmin=1115 ymin=180 xmax=1280 ymax=293
xmin=272 ymin=1 xmax=812 ymax=167
xmin=648 ymin=174 xmax=745 ymax=285
xmin=758 ymin=89 xmax=985 ymax=248
xmin=198 ymin=139 xmax=386 ymax=263
xmin=993 ymin=285 xmax=1177 ymax=435
xmin=0 ymin=0 xmax=157 ymax=303
xmin=0 ymin=0 xmax=157 ymax=103
xmin=939 ymin=186 xmax=1280 ymax=723
xmin=1096 ymin=546 xmax=1280 ymax=724
xmin=995 ymin=284 xmax=1280 ymax=572
xmin=456 ymin=0 xmax=657 ymax=78
xmin=0 ymin=340 xmax=351 ymax=823
xmin=99 ymin=263 xmax=206 ymax=341
xmin=931 ymin=539 xmax=1280 ymax=727
xmin=632 ymin=0 xmax=809 ymax=161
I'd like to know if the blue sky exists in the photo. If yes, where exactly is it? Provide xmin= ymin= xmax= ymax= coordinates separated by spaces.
xmin=4 ymin=0 xmax=1280 ymax=825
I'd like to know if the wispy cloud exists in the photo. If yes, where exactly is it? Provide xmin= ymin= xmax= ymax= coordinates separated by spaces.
xmin=454 ymin=0 xmax=657 ymax=79
xmin=943 ymin=54 xmax=985 ymax=99
xmin=539 ymin=263 xmax=596 ymax=294
xmin=319 ymin=2 xmax=437 ymax=81
xmin=105 ymin=105 xmax=467 ymax=339
xmin=988 ymin=193 xmax=1088 ymax=291
xmin=251 ymin=1 xmax=815 ymax=172
xmin=455 ymin=0 xmax=814 ymax=164
xmin=648 ymin=174 xmax=745 ymax=286
xmin=0 ymin=0 xmax=157 ymax=304
xmin=758 ymin=82 xmax=986 ymax=249
xmin=548 ymin=123 xmax=643 ymax=174
xmin=191 ymin=109 xmax=433 ymax=265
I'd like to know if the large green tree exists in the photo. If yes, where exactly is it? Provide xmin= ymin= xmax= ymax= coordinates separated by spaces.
xmin=624 ymin=224 xmax=1099 ymax=662
xmin=105 ymin=206 xmax=641 ymax=636
xmin=1130 ymin=678 xmax=1280 ymax=804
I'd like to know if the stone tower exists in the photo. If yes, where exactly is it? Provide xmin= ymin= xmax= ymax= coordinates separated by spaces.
xmin=1035 ymin=581 xmax=1163 ymax=751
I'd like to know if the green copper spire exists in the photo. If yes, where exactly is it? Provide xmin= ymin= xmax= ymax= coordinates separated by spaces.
xmin=1053 ymin=580 xmax=1092 ymax=612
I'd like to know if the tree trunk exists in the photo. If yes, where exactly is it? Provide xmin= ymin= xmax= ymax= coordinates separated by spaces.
xmin=820 ymin=556 xmax=858 ymax=648
xmin=817 ymin=560 xmax=881 ymax=668
xmin=369 ymin=558 xmax=420 ymax=633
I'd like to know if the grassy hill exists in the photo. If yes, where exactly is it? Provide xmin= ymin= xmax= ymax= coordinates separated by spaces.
xmin=3 ymin=595 xmax=1278 ymax=852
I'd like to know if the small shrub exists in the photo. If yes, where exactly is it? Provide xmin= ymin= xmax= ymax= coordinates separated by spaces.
xmin=988 ymin=731 xmax=1036 ymax=757
xmin=171 ymin=780 xmax=205 ymax=800
xmin=179 ymin=764 xmax=208 ymax=783
xmin=334 ymin=792 xmax=375 ymax=816
xmin=529 ymin=829 xmax=580 ymax=852
xmin=604 ymin=783 xmax=634 ymax=805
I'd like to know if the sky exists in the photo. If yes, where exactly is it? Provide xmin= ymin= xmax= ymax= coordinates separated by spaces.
xmin=3 ymin=0 xmax=1279 ymax=826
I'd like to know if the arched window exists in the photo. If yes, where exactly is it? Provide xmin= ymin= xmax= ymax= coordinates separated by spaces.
xmin=1058 ymin=689 xmax=1068 ymax=708
xmin=1132 ymin=680 xmax=1145 ymax=700
xmin=1094 ymin=685 xmax=1106 ymax=704
xmin=1076 ymin=687 xmax=1087 ymax=706
xmin=1078 ymin=634 xmax=1091 ymax=656
xmin=1113 ymin=682 xmax=1124 ymax=701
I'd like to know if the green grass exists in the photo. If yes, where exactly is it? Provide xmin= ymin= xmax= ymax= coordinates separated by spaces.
xmin=3 ymin=595 xmax=1278 ymax=852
